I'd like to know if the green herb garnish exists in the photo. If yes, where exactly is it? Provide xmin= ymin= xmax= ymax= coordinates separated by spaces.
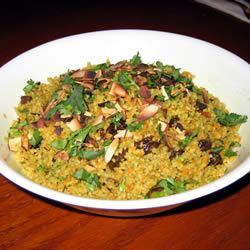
xmin=78 ymin=149 xmax=105 ymax=160
xmin=73 ymin=168 xmax=100 ymax=190
xmin=51 ymin=139 xmax=68 ymax=150
xmin=211 ymin=146 xmax=224 ymax=153
xmin=130 ymin=52 xmax=142 ymax=67
xmin=225 ymin=141 xmax=241 ymax=157
xmin=111 ymin=112 xmax=123 ymax=130
xmin=29 ymin=128 xmax=42 ymax=147
xmin=214 ymin=109 xmax=248 ymax=126
xmin=128 ymin=120 xmax=144 ymax=132
xmin=62 ymin=73 xmax=76 ymax=85
xmin=23 ymin=79 xmax=39 ymax=94
xmin=146 ymin=177 xmax=186 ymax=198
xmin=179 ymin=130 xmax=198 ymax=150
xmin=117 ymin=71 xmax=139 ymax=90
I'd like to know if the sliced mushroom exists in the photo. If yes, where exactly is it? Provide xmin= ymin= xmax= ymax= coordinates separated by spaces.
xmin=109 ymin=83 xmax=128 ymax=98
xmin=92 ymin=115 xmax=104 ymax=126
xmin=85 ymin=137 xmax=99 ymax=148
xmin=66 ymin=118 xmax=82 ymax=131
xmin=105 ymin=138 xmax=119 ymax=163
xmin=54 ymin=126 xmax=63 ymax=136
xmin=97 ymin=78 xmax=110 ymax=89
xmin=137 ymin=104 xmax=160 ymax=121
xmin=54 ymin=150 xmax=69 ymax=161
xmin=135 ymin=75 xmax=148 ymax=86
xmin=75 ymin=81 xmax=94 ymax=91
xmin=33 ymin=118 xmax=46 ymax=128
xmin=72 ymin=70 xmax=96 ymax=80
xmin=8 ymin=137 xmax=21 ymax=152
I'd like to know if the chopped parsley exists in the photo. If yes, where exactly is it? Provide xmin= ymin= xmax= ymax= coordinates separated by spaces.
xmin=51 ymin=139 xmax=68 ymax=150
xmin=179 ymin=130 xmax=198 ymax=150
xmin=62 ymin=73 xmax=76 ymax=85
xmin=225 ymin=141 xmax=241 ymax=157
xmin=78 ymin=149 xmax=105 ymax=160
xmin=211 ymin=146 xmax=224 ymax=153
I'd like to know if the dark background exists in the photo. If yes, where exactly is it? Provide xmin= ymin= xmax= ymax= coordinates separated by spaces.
xmin=0 ymin=1 xmax=249 ymax=249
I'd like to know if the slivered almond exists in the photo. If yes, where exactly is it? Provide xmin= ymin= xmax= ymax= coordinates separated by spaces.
xmin=101 ymin=107 xmax=117 ymax=118
xmin=114 ymin=130 xmax=127 ymax=139
xmin=161 ymin=86 xmax=169 ymax=101
xmin=92 ymin=115 xmax=104 ymax=126
xmin=8 ymin=137 xmax=21 ymax=152
xmin=60 ymin=114 xmax=72 ymax=119
xmin=137 ymin=104 xmax=160 ymax=121
xmin=109 ymin=83 xmax=128 ymax=97
xmin=105 ymin=138 xmax=119 ymax=163
xmin=66 ymin=118 xmax=82 ymax=131
xmin=158 ymin=121 xmax=167 ymax=132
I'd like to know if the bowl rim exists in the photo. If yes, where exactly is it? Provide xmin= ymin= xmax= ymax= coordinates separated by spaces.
xmin=0 ymin=29 xmax=249 ymax=210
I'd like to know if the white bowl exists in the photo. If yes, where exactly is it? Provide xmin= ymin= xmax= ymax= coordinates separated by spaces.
xmin=0 ymin=30 xmax=249 ymax=217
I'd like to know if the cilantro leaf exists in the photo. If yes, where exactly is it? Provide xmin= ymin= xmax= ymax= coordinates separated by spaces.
xmin=29 ymin=128 xmax=42 ymax=147
xmin=62 ymin=73 xmax=76 ymax=85
xmin=23 ymin=79 xmax=39 ymax=94
xmin=214 ymin=109 xmax=248 ymax=126
xmin=111 ymin=112 xmax=123 ymax=130
xmin=51 ymin=139 xmax=68 ymax=150
xmin=179 ymin=130 xmax=198 ymax=150
xmin=73 ymin=168 xmax=100 ymax=190
xmin=78 ymin=149 xmax=105 ymax=160
xmin=130 ymin=52 xmax=142 ymax=67
xmin=117 ymin=71 xmax=139 ymax=90
xmin=146 ymin=177 xmax=186 ymax=198
xmin=128 ymin=120 xmax=144 ymax=132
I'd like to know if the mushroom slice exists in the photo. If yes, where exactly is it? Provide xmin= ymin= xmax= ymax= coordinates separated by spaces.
xmin=114 ymin=130 xmax=127 ymax=139
xmin=66 ymin=118 xmax=82 ymax=131
xmin=92 ymin=115 xmax=104 ymax=126
xmin=101 ymin=107 xmax=117 ymax=118
xmin=75 ymin=81 xmax=94 ymax=91
xmin=72 ymin=70 xmax=96 ymax=80
xmin=161 ymin=86 xmax=169 ymax=101
xmin=105 ymin=138 xmax=119 ymax=163
xmin=54 ymin=150 xmax=69 ymax=161
xmin=137 ymin=104 xmax=160 ymax=121
xmin=109 ymin=83 xmax=128 ymax=97
xmin=8 ymin=137 xmax=21 ymax=152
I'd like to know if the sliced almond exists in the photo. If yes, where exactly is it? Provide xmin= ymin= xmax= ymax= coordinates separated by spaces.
xmin=125 ymin=130 xmax=134 ymax=138
xmin=105 ymin=138 xmax=119 ymax=163
xmin=158 ymin=121 xmax=167 ymax=132
xmin=8 ymin=137 xmax=21 ymax=152
xmin=109 ymin=83 xmax=128 ymax=97
xmin=161 ymin=86 xmax=169 ymax=101
xmin=115 ymin=103 xmax=123 ymax=112
xmin=92 ymin=115 xmax=104 ymax=126
xmin=84 ymin=111 xmax=93 ymax=117
xmin=21 ymin=136 xmax=29 ymax=150
xmin=60 ymin=114 xmax=72 ymax=119
xmin=114 ymin=130 xmax=127 ymax=139
xmin=84 ymin=164 xmax=95 ymax=172
xmin=54 ymin=150 xmax=69 ymax=161
xmin=66 ymin=118 xmax=82 ymax=131
xmin=101 ymin=107 xmax=117 ymax=118
xmin=137 ymin=104 xmax=160 ymax=121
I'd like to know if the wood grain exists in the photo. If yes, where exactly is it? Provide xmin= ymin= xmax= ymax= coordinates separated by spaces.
xmin=0 ymin=1 xmax=249 ymax=249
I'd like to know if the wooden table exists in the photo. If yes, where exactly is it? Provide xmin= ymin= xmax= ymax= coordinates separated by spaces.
xmin=1 ymin=1 xmax=249 ymax=249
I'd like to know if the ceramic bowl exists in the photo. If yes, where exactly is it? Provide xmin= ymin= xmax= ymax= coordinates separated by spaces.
xmin=0 ymin=30 xmax=249 ymax=217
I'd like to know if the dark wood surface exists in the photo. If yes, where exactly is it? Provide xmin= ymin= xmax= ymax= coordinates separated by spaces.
xmin=1 ymin=1 xmax=249 ymax=249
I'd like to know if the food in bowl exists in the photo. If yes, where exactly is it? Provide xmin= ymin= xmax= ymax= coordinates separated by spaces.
xmin=7 ymin=53 xmax=247 ymax=200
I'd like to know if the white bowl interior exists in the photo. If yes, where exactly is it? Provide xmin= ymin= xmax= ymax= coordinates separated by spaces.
xmin=0 ymin=30 xmax=249 ymax=212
